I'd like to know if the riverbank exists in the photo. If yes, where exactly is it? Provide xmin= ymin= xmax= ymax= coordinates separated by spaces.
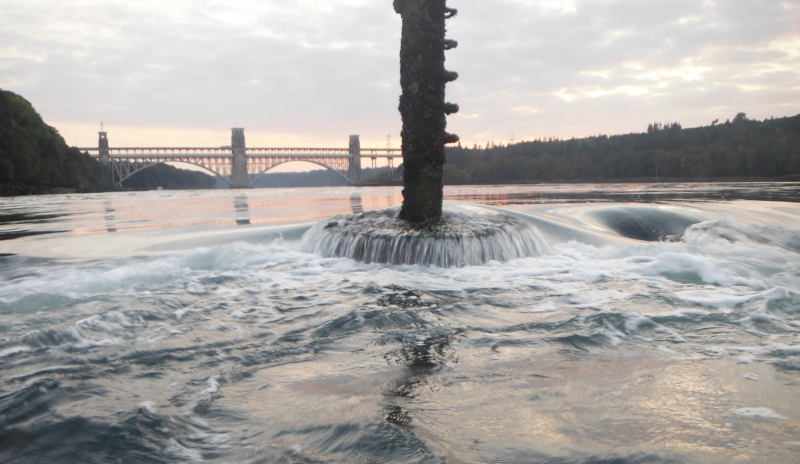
xmin=0 ymin=183 xmax=223 ymax=197
xmin=1 ymin=183 xmax=80 ymax=197
xmin=0 ymin=182 xmax=125 ymax=197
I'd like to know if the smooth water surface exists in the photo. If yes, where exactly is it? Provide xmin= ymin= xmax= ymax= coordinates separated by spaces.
xmin=1 ymin=183 xmax=800 ymax=463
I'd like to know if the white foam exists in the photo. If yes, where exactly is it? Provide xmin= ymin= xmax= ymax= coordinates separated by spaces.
xmin=9 ymin=365 xmax=87 ymax=382
xmin=174 ymin=307 xmax=199 ymax=322
xmin=639 ymin=252 xmax=766 ymax=288
xmin=768 ymin=344 xmax=800 ymax=357
xmin=746 ymin=313 xmax=784 ymax=323
xmin=622 ymin=313 xmax=657 ymax=333
xmin=138 ymin=401 xmax=158 ymax=414
xmin=674 ymin=287 xmax=790 ymax=311
xmin=50 ymin=338 xmax=118 ymax=352
xmin=703 ymin=347 xmax=730 ymax=357
xmin=738 ymin=354 xmax=756 ymax=364
xmin=164 ymin=438 xmax=203 ymax=462
xmin=202 ymin=375 xmax=227 ymax=395
xmin=0 ymin=346 xmax=31 ymax=358
xmin=0 ymin=242 xmax=311 ymax=305
xmin=685 ymin=218 xmax=800 ymax=252
xmin=76 ymin=313 xmax=131 ymax=334
xmin=730 ymin=407 xmax=788 ymax=420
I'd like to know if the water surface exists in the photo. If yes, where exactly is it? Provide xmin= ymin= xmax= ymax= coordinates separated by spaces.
xmin=1 ymin=183 xmax=799 ymax=463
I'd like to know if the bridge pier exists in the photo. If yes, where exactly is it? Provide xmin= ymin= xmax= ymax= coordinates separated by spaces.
xmin=231 ymin=128 xmax=251 ymax=189
xmin=98 ymin=130 xmax=110 ymax=165
xmin=348 ymin=135 xmax=361 ymax=184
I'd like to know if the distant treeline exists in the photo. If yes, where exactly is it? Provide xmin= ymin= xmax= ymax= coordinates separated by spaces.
xmin=121 ymin=163 xmax=217 ymax=190
xmin=251 ymin=167 xmax=397 ymax=188
xmin=252 ymin=169 xmax=349 ymax=188
xmin=443 ymin=113 xmax=800 ymax=184
xmin=0 ymin=89 xmax=112 ymax=195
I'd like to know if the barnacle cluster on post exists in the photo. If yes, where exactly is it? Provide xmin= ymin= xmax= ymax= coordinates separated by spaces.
xmin=394 ymin=0 xmax=459 ymax=224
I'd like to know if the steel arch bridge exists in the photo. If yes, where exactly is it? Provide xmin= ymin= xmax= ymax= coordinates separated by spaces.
xmin=80 ymin=131 xmax=401 ymax=188
xmin=100 ymin=151 xmax=236 ymax=187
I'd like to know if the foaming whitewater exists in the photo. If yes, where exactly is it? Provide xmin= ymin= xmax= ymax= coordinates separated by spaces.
xmin=300 ymin=204 xmax=550 ymax=267
xmin=1 ymin=187 xmax=800 ymax=464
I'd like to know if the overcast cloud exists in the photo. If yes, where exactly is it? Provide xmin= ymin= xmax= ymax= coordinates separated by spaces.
xmin=1 ymin=0 xmax=798 ymax=149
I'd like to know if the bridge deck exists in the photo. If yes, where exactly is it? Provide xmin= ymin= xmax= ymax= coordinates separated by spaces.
xmin=80 ymin=145 xmax=402 ymax=187
xmin=79 ymin=147 xmax=403 ymax=158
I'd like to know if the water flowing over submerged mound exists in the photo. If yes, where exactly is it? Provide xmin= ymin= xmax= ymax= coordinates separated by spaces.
xmin=300 ymin=205 xmax=550 ymax=267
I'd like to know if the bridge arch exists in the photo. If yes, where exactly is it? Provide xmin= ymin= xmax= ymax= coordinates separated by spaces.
xmin=117 ymin=160 xmax=233 ymax=187
xmin=250 ymin=160 xmax=353 ymax=185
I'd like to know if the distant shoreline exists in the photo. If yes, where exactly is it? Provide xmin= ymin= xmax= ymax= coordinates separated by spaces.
xmin=363 ymin=175 xmax=800 ymax=187
xmin=4 ymin=176 xmax=799 ymax=197
xmin=0 ymin=183 xmax=172 ymax=197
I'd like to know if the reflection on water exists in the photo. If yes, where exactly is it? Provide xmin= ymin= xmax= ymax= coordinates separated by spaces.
xmin=0 ymin=183 xmax=799 ymax=463
xmin=103 ymin=199 xmax=117 ymax=233
xmin=233 ymin=195 xmax=251 ymax=226
xmin=350 ymin=192 xmax=364 ymax=214
xmin=0 ymin=211 xmax=70 ymax=241
xmin=1 ymin=183 xmax=798 ymax=241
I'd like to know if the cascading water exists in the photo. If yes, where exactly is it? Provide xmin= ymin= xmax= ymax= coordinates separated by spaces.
xmin=300 ymin=204 xmax=551 ymax=267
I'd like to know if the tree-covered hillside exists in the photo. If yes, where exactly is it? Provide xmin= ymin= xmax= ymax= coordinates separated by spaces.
xmin=121 ymin=163 xmax=217 ymax=190
xmin=0 ymin=89 xmax=113 ymax=195
xmin=444 ymin=113 xmax=800 ymax=184
xmin=0 ymin=89 xmax=218 ymax=194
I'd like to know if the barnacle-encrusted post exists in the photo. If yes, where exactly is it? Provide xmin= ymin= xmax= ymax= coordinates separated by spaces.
xmin=394 ymin=0 xmax=459 ymax=224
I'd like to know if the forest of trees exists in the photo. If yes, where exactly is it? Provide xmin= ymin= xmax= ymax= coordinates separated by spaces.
xmin=0 ymin=89 xmax=113 ymax=195
xmin=120 ymin=163 xmax=217 ymax=190
xmin=442 ymin=113 xmax=800 ymax=184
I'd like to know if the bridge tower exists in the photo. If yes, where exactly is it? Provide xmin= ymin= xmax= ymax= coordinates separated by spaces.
xmin=231 ymin=128 xmax=250 ymax=188
xmin=348 ymin=135 xmax=361 ymax=184
xmin=98 ymin=130 xmax=110 ymax=165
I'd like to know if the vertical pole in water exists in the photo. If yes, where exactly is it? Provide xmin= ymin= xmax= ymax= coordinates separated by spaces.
xmin=395 ymin=0 xmax=459 ymax=224
xmin=349 ymin=135 xmax=362 ymax=185
xmin=231 ymin=128 xmax=250 ymax=188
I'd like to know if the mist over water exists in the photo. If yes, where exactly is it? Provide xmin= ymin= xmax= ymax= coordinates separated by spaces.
xmin=1 ymin=184 xmax=799 ymax=463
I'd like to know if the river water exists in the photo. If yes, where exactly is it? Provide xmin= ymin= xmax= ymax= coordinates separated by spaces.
xmin=1 ymin=183 xmax=799 ymax=463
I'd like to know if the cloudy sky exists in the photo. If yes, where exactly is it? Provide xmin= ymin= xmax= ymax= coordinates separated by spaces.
xmin=2 ymin=0 xmax=799 ymax=152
